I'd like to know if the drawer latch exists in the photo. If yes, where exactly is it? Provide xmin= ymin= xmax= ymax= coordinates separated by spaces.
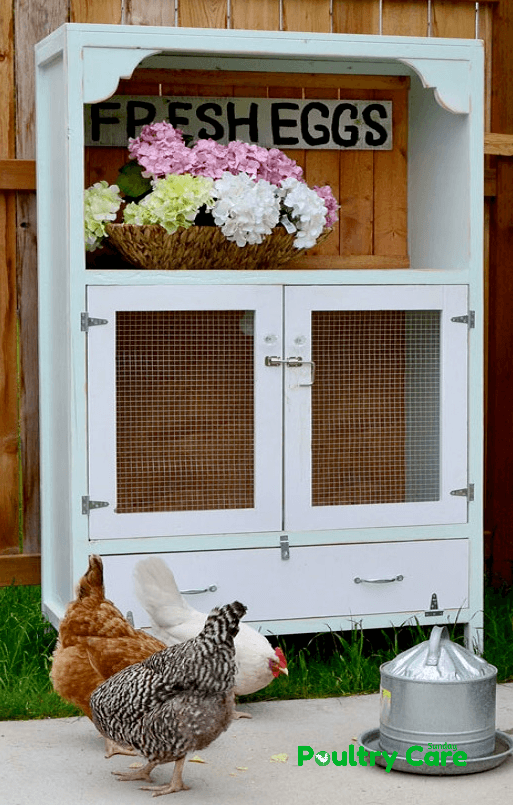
xmin=280 ymin=535 xmax=290 ymax=560
xmin=425 ymin=592 xmax=444 ymax=617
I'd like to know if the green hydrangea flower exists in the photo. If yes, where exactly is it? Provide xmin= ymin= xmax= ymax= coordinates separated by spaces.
xmin=84 ymin=181 xmax=122 ymax=251
xmin=123 ymin=174 xmax=214 ymax=234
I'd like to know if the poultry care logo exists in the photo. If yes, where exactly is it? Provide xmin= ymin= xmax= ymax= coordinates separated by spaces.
xmin=298 ymin=743 xmax=468 ymax=772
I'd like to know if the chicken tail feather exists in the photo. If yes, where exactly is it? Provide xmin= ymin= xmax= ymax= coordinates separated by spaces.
xmin=203 ymin=601 xmax=247 ymax=641
xmin=77 ymin=555 xmax=105 ymax=600
xmin=133 ymin=557 xmax=194 ymax=628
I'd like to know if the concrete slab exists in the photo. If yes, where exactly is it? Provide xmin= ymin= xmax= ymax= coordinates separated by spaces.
xmin=2 ymin=684 xmax=513 ymax=804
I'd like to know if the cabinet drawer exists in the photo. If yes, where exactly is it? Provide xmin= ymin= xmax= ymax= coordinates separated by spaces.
xmin=102 ymin=539 xmax=468 ymax=629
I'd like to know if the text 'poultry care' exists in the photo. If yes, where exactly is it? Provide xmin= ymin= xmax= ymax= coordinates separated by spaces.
xmin=298 ymin=744 xmax=468 ymax=773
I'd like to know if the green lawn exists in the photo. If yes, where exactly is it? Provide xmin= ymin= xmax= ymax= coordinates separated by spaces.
xmin=0 ymin=583 xmax=512 ymax=720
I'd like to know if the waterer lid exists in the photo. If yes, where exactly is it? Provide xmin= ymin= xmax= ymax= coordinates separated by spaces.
xmin=380 ymin=626 xmax=497 ymax=682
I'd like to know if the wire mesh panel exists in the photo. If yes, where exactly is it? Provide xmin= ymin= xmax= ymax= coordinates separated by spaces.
xmin=311 ymin=310 xmax=440 ymax=507
xmin=115 ymin=310 xmax=254 ymax=514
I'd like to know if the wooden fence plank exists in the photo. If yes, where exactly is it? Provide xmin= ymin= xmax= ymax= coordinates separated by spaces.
xmin=383 ymin=0 xmax=428 ymax=36
xmin=71 ymin=0 xmax=122 ymax=23
xmin=127 ymin=0 xmax=176 ymax=26
xmin=485 ymin=133 xmax=513 ymax=156
xmin=486 ymin=0 xmax=513 ymax=585
xmin=333 ymin=0 xmax=381 ymax=34
xmin=479 ymin=3 xmax=494 ymax=133
xmin=282 ymin=0 xmax=331 ymax=32
xmin=14 ymin=0 xmax=69 ymax=558
xmin=432 ymin=0 xmax=477 ymax=37
xmin=0 ymin=2 xmax=15 ymax=158
xmin=0 ymin=190 xmax=19 ymax=554
xmin=1 ymin=0 xmax=18 ymax=557
xmin=0 ymin=160 xmax=36 ymax=190
xmin=232 ymin=0 xmax=280 ymax=30
xmin=0 ymin=554 xmax=41 ymax=586
xmin=178 ymin=0 xmax=227 ymax=28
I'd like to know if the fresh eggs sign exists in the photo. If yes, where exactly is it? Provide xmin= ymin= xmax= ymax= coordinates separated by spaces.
xmin=84 ymin=96 xmax=393 ymax=150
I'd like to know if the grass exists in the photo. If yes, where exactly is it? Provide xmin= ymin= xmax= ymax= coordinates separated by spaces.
xmin=0 ymin=585 xmax=81 ymax=720
xmin=1 ymin=583 xmax=513 ymax=720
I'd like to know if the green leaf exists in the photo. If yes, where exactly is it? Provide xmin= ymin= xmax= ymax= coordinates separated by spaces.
xmin=116 ymin=161 xmax=152 ymax=199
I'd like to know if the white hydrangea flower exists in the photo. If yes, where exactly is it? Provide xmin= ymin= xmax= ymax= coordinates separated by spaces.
xmin=211 ymin=172 xmax=281 ymax=247
xmin=279 ymin=177 xmax=328 ymax=249
xmin=84 ymin=181 xmax=122 ymax=251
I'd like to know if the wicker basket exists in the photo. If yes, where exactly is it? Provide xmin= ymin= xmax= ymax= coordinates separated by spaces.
xmin=105 ymin=223 xmax=327 ymax=271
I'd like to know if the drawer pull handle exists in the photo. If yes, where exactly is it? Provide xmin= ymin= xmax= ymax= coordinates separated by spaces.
xmin=180 ymin=585 xmax=218 ymax=595
xmin=354 ymin=575 xmax=404 ymax=584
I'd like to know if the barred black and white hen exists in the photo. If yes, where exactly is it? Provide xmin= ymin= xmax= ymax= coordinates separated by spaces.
xmin=90 ymin=600 xmax=247 ymax=797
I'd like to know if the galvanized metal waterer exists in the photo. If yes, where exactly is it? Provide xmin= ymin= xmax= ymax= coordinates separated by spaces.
xmin=379 ymin=625 xmax=497 ymax=760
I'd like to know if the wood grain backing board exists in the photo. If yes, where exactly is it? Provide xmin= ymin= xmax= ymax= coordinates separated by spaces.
xmin=86 ymin=71 xmax=409 ymax=268
xmin=372 ymin=88 xmax=409 ymax=258
xmin=128 ymin=70 xmax=409 ymax=92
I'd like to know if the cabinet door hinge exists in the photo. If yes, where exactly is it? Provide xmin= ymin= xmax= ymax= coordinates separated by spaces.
xmin=451 ymin=311 xmax=475 ymax=328
xmin=81 ymin=313 xmax=108 ymax=332
xmin=82 ymin=496 xmax=109 ymax=514
xmin=450 ymin=484 xmax=474 ymax=501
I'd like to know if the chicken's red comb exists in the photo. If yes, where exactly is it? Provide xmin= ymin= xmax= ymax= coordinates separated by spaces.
xmin=275 ymin=646 xmax=287 ymax=668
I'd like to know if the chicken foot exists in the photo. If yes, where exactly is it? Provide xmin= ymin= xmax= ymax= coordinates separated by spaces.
xmin=112 ymin=759 xmax=158 ymax=783
xmin=104 ymin=736 xmax=138 ymax=758
xmin=140 ymin=757 xmax=190 ymax=797
xmin=232 ymin=709 xmax=252 ymax=719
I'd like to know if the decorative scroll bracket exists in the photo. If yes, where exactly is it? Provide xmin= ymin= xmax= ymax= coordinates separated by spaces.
xmin=398 ymin=58 xmax=470 ymax=114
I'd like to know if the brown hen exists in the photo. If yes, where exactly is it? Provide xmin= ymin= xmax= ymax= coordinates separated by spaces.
xmin=50 ymin=554 xmax=166 ymax=757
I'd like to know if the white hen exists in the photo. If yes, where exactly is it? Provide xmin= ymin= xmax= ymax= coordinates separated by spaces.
xmin=133 ymin=557 xmax=288 ymax=717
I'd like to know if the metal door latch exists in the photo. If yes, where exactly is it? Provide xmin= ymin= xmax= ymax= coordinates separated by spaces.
xmin=265 ymin=355 xmax=303 ymax=367
xmin=450 ymin=484 xmax=474 ymax=501
xmin=265 ymin=356 xmax=316 ymax=386
xmin=280 ymin=535 xmax=290 ymax=560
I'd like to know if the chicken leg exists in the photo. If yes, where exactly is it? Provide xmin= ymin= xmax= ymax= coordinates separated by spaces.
xmin=140 ymin=757 xmax=190 ymax=797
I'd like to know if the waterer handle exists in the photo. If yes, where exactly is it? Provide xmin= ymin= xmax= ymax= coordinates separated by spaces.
xmin=426 ymin=625 xmax=450 ymax=666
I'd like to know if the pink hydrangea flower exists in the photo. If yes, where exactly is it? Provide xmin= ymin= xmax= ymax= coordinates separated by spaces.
xmin=128 ymin=121 xmax=194 ymax=178
xmin=189 ymin=139 xmax=230 ymax=179
xmin=313 ymin=185 xmax=339 ymax=228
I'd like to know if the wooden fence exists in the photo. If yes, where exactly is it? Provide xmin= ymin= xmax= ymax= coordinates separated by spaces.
xmin=1 ymin=0 xmax=512 ymax=585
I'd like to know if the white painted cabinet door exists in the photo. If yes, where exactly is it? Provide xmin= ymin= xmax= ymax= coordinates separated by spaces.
xmin=283 ymin=285 xmax=469 ymax=531
xmin=87 ymin=285 xmax=283 ymax=538
xmin=87 ymin=283 xmax=469 ymax=540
